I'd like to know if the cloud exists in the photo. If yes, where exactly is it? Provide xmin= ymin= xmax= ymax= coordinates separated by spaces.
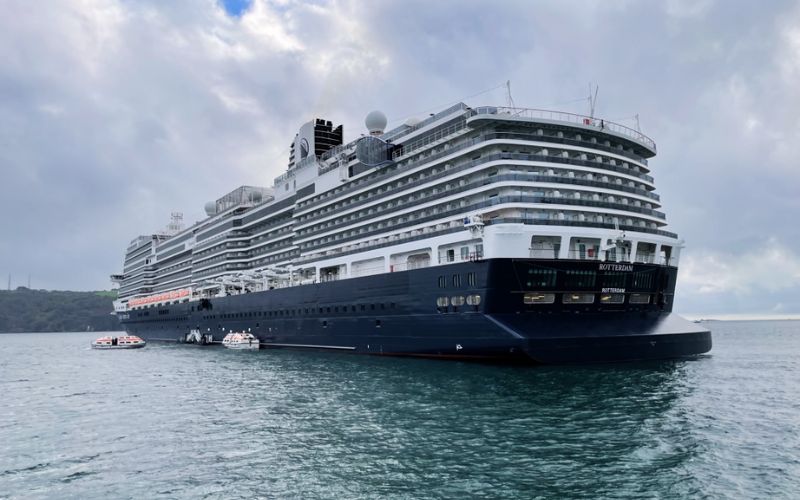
xmin=0 ymin=0 xmax=798 ymax=318
xmin=679 ymin=238 xmax=800 ymax=295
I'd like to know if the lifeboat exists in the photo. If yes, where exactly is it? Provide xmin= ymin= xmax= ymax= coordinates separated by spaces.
xmin=92 ymin=335 xmax=146 ymax=349
xmin=222 ymin=332 xmax=260 ymax=350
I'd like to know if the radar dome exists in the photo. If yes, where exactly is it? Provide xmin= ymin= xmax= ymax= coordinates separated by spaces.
xmin=365 ymin=110 xmax=387 ymax=135
xmin=404 ymin=116 xmax=422 ymax=127
xmin=204 ymin=201 xmax=217 ymax=216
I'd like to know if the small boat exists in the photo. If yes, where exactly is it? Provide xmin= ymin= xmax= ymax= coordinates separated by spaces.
xmin=222 ymin=332 xmax=260 ymax=350
xmin=92 ymin=335 xmax=146 ymax=349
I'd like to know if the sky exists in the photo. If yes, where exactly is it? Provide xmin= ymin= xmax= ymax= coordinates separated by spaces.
xmin=0 ymin=0 xmax=799 ymax=317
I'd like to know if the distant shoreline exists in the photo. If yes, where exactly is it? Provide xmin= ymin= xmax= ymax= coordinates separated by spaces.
xmin=681 ymin=315 xmax=800 ymax=322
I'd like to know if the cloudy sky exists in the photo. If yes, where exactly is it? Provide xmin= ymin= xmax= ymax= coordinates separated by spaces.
xmin=1 ymin=0 xmax=799 ymax=317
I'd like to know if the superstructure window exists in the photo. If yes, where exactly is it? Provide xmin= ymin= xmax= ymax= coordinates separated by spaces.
xmin=630 ymin=293 xmax=651 ymax=304
xmin=632 ymin=271 xmax=654 ymax=289
xmin=564 ymin=270 xmax=596 ymax=288
xmin=600 ymin=293 xmax=625 ymax=304
xmin=563 ymin=293 xmax=595 ymax=304
xmin=602 ymin=272 xmax=627 ymax=289
xmin=526 ymin=268 xmax=557 ymax=288
xmin=524 ymin=293 xmax=555 ymax=304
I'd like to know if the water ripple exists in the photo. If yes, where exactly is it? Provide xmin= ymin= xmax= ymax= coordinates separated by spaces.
xmin=1 ymin=323 xmax=799 ymax=498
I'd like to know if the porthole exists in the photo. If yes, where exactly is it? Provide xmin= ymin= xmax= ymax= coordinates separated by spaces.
xmin=451 ymin=296 xmax=465 ymax=306
xmin=466 ymin=294 xmax=481 ymax=306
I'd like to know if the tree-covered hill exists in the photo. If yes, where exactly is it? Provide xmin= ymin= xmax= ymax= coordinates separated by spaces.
xmin=0 ymin=288 xmax=122 ymax=333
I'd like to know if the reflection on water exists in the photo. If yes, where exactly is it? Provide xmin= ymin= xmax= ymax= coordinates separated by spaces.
xmin=1 ymin=322 xmax=799 ymax=499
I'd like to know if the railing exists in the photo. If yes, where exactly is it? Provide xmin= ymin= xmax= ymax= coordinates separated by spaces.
xmin=298 ymin=133 xmax=656 ymax=214
xmin=472 ymin=106 xmax=657 ymax=152
xmin=300 ymin=195 xmax=672 ymax=254
xmin=437 ymin=251 xmax=484 ymax=264
xmin=392 ymin=120 xmax=469 ymax=160
xmin=297 ymin=189 xmax=666 ymax=241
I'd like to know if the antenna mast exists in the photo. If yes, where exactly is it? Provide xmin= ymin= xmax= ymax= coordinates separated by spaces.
xmin=588 ymin=83 xmax=599 ymax=118
xmin=505 ymin=80 xmax=516 ymax=110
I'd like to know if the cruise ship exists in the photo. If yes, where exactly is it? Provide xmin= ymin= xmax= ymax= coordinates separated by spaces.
xmin=111 ymin=103 xmax=711 ymax=363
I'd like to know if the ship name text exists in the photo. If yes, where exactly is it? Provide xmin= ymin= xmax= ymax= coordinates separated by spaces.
xmin=599 ymin=264 xmax=634 ymax=272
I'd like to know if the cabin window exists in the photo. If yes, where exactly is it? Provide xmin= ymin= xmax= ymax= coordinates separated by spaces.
xmin=438 ymin=276 xmax=447 ymax=288
xmin=630 ymin=293 xmax=651 ymax=304
xmin=466 ymin=294 xmax=481 ymax=306
xmin=467 ymin=272 xmax=477 ymax=287
xmin=436 ymin=297 xmax=449 ymax=307
xmin=452 ymin=274 xmax=461 ymax=287
xmin=451 ymin=296 xmax=465 ymax=306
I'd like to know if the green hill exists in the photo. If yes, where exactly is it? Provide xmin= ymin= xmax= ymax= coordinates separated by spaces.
xmin=0 ymin=288 xmax=123 ymax=333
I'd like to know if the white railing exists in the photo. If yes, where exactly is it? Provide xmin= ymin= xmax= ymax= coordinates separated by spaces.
xmin=472 ymin=106 xmax=656 ymax=151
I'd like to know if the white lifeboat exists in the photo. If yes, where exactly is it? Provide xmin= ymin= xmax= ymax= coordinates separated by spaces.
xmin=92 ymin=335 xmax=146 ymax=349
xmin=222 ymin=332 xmax=260 ymax=350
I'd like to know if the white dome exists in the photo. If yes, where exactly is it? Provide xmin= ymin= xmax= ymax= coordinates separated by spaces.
xmin=404 ymin=116 xmax=422 ymax=127
xmin=365 ymin=110 xmax=387 ymax=134
xmin=204 ymin=201 xmax=217 ymax=216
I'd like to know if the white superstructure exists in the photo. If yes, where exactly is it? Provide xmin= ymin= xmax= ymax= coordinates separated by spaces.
xmin=113 ymin=103 xmax=678 ymax=311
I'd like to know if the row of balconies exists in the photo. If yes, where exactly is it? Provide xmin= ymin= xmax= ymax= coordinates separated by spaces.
xmin=295 ymin=172 xmax=662 ymax=239
xmin=298 ymin=195 xmax=665 ymax=253
xmin=295 ymin=147 xmax=655 ymax=224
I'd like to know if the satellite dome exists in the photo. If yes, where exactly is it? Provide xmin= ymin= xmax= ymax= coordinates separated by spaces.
xmin=404 ymin=116 xmax=422 ymax=127
xmin=365 ymin=110 xmax=387 ymax=135
xmin=204 ymin=201 xmax=217 ymax=216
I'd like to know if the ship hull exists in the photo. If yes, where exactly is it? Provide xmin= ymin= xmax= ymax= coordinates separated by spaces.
xmin=117 ymin=258 xmax=711 ymax=364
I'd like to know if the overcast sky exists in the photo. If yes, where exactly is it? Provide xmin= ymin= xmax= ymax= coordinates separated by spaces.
xmin=1 ymin=0 xmax=798 ymax=317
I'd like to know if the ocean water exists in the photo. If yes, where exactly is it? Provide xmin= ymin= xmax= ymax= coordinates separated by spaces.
xmin=1 ymin=321 xmax=799 ymax=499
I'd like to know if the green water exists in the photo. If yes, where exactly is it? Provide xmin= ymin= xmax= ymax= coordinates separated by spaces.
xmin=1 ymin=321 xmax=799 ymax=499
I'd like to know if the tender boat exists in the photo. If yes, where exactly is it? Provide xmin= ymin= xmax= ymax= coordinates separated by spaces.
xmin=222 ymin=332 xmax=260 ymax=350
xmin=92 ymin=335 xmax=146 ymax=349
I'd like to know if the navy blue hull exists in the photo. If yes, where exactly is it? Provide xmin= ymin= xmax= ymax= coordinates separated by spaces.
xmin=118 ymin=258 xmax=711 ymax=364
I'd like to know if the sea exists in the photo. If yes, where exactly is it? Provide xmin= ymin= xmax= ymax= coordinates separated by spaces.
xmin=1 ymin=320 xmax=799 ymax=499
